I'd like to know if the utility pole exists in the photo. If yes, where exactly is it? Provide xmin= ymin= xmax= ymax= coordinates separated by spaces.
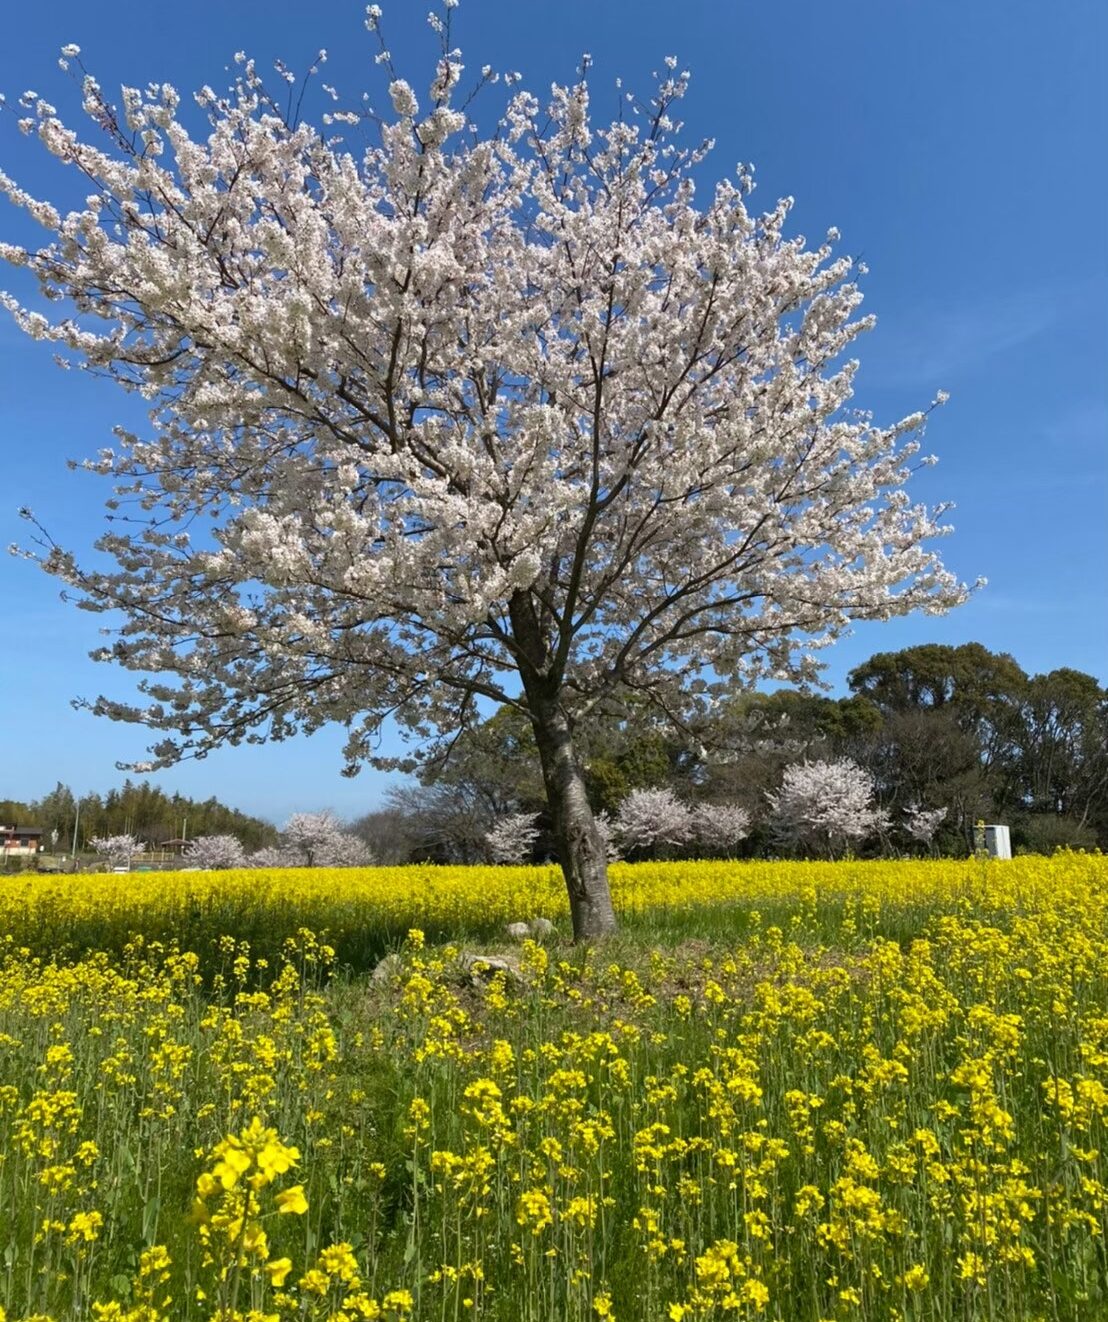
xmin=71 ymin=799 xmax=80 ymax=858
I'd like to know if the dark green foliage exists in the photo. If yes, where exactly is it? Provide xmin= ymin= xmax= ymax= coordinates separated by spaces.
xmin=392 ymin=644 xmax=1107 ymax=860
xmin=5 ymin=779 xmax=277 ymax=853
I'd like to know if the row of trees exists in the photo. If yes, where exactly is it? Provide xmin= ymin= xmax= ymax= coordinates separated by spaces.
xmin=353 ymin=643 xmax=1107 ymax=862
xmin=0 ymin=780 xmax=277 ymax=854
xmin=85 ymin=811 xmax=371 ymax=870
xmin=486 ymin=764 xmax=948 ymax=864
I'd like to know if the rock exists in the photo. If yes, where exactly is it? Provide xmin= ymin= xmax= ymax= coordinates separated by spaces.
xmin=370 ymin=952 xmax=402 ymax=985
xmin=505 ymin=921 xmax=531 ymax=941
xmin=528 ymin=917 xmax=556 ymax=939
xmin=459 ymin=951 xmax=524 ymax=987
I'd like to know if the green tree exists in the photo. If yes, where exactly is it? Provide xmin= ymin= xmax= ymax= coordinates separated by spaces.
xmin=1017 ymin=668 xmax=1108 ymax=840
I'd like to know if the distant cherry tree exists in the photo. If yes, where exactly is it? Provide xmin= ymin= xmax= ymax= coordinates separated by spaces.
xmin=613 ymin=787 xmax=693 ymax=858
xmin=689 ymin=803 xmax=751 ymax=857
xmin=246 ymin=846 xmax=298 ymax=870
xmin=89 ymin=833 xmax=144 ymax=869
xmin=767 ymin=758 xmax=889 ymax=858
xmin=2 ymin=15 xmax=971 ymax=936
xmin=318 ymin=830 xmax=376 ymax=868
xmin=593 ymin=811 xmax=621 ymax=865
xmin=283 ymin=811 xmax=373 ymax=867
xmin=183 ymin=833 xmax=247 ymax=870
xmin=485 ymin=812 xmax=541 ymax=865
xmin=903 ymin=803 xmax=948 ymax=850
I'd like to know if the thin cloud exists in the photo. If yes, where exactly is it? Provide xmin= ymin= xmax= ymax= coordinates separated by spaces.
xmin=864 ymin=290 xmax=1057 ymax=390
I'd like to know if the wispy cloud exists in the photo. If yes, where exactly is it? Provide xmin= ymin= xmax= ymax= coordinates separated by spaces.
xmin=863 ymin=289 xmax=1058 ymax=390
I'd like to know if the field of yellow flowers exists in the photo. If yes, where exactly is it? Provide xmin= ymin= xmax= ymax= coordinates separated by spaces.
xmin=1 ymin=854 xmax=1106 ymax=1320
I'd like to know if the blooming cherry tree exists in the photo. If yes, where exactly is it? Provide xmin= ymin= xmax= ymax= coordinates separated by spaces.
xmin=903 ymin=803 xmax=947 ymax=849
xmin=89 ymin=833 xmax=144 ymax=869
xmin=689 ymin=803 xmax=751 ymax=857
xmin=246 ymin=846 xmax=299 ymax=870
xmin=485 ymin=812 xmax=541 ymax=865
xmin=183 ymin=833 xmax=247 ymax=870
xmin=767 ymin=758 xmax=889 ymax=858
xmin=594 ymin=811 xmax=621 ymax=865
xmin=1 ymin=16 xmax=970 ymax=936
xmin=282 ymin=811 xmax=372 ymax=867
xmin=613 ymin=787 xmax=693 ymax=858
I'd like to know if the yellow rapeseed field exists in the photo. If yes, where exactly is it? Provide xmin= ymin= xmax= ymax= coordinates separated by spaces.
xmin=0 ymin=855 xmax=1095 ymax=966
xmin=0 ymin=853 xmax=1105 ymax=1320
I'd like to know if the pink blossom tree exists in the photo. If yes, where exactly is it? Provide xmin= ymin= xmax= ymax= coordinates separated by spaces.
xmin=767 ymin=758 xmax=889 ymax=858
xmin=282 ymin=811 xmax=373 ymax=867
xmin=246 ymin=846 xmax=299 ymax=870
xmin=2 ymin=16 xmax=971 ymax=936
xmin=613 ymin=787 xmax=693 ymax=858
xmin=902 ymin=803 xmax=948 ymax=852
xmin=183 ymin=833 xmax=247 ymax=870
xmin=89 ymin=833 xmax=144 ymax=869
xmin=689 ymin=803 xmax=751 ymax=858
xmin=485 ymin=812 xmax=541 ymax=865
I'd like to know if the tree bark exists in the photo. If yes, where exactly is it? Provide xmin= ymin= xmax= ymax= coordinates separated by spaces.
xmin=527 ymin=691 xmax=617 ymax=941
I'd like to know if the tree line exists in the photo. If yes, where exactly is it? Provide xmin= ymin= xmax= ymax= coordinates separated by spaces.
xmin=353 ymin=643 xmax=1108 ymax=862
xmin=0 ymin=780 xmax=278 ymax=856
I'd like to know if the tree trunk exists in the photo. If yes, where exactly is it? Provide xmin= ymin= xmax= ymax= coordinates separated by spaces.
xmin=527 ymin=693 xmax=617 ymax=941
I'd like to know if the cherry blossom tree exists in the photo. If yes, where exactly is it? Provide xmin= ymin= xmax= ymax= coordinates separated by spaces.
xmin=613 ymin=787 xmax=693 ymax=858
xmin=594 ymin=811 xmax=621 ymax=865
xmin=1 ymin=14 xmax=971 ymax=937
xmin=485 ymin=812 xmax=541 ymax=864
xmin=183 ymin=833 xmax=247 ymax=869
xmin=767 ymin=758 xmax=889 ymax=858
xmin=246 ymin=845 xmax=298 ymax=869
xmin=689 ymin=802 xmax=751 ymax=857
xmin=282 ymin=810 xmax=373 ymax=867
xmin=902 ymin=803 xmax=947 ymax=851
xmin=89 ymin=833 xmax=144 ymax=869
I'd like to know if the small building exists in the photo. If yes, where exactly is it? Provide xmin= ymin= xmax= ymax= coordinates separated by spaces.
xmin=1 ymin=825 xmax=44 ymax=857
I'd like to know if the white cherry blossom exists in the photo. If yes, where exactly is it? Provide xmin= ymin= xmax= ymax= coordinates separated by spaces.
xmin=88 ymin=833 xmax=144 ymax=868
xmin=183 ymin=833 xmax=247 ymax=870
xmin=613 ymin=788 xmax=693 ymax=857
xmin=485 ymin=812 xmax=541 ymax=864
xmin=767 ymin=758 xmax=889 ymax=858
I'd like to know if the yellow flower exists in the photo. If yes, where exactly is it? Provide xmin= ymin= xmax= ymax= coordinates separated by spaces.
xmin=275 ymin=1183 xmax=308 ymax=1215
xmin=196 ymin=1171 xmax=220 ymax=1199
xmin=382 ymin=1288 xmax=415 ymax=1315
xmin=265 ymin=1257 xmax=293 ymax=1287
xmin=900 ymin=1264 xmax=930 ymax=1290
xmin=318 ymin=1241 xmax=360 ymax=1282
xmin=65 ymin=1209 xmax=104 ymax=1244
xmin=213 ymin=1144 xmax=251 ymax=1190
xmin=299 ymin=1268 xmax=330 ymax=1296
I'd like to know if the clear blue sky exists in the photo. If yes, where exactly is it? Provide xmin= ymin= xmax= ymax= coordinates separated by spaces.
xmin=1 ymin=0 xmax=1105 ymax=822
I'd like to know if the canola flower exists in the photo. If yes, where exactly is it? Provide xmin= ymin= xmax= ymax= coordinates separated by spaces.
xmin=0 ymin=853 xmax=1105 ymax=1320
xmin=0 ymin=854 xmax=1098 ymax=969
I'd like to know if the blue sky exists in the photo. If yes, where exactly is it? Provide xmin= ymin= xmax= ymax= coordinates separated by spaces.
xmin=1 ymin=0 xmax=1105 ymax=822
